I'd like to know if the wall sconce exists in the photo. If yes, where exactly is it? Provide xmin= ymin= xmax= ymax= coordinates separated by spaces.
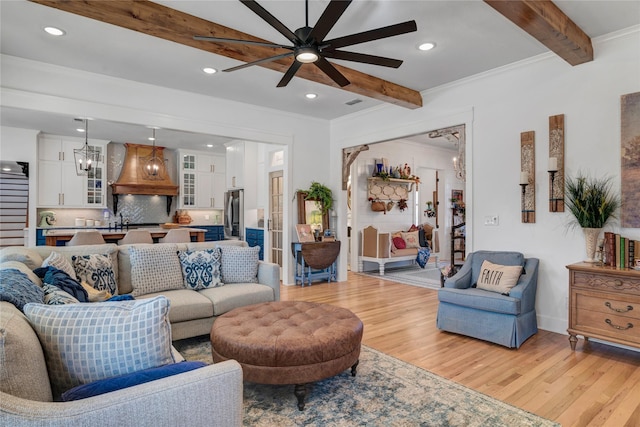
xmin=549 ymin=114 xmax=565 ymax=212
xmin=548 ymin=157 xmax=560 ymax=212
xmin=520 ymin=171 xmax=530 ymax=223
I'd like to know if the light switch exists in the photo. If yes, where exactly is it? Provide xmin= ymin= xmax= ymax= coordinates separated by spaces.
xmin=484 ymin=215 xmax=499 ymax=226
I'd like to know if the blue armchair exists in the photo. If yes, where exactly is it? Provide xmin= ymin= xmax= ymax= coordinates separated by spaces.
xmin=436 ymin=251 xmax=539 ymax=348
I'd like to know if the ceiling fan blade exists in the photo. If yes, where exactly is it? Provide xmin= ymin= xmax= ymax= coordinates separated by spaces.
xmin=224 ymin=52 xmax=294 ymax=72
xmin=322 ymin=50 xmax=403 ymax=68
xmin=324 ymin=20 xmax=417 ymax=50
xmin=314 ymin=56 xmax=350 ymax=87
xmin=276 ymin=61 xmax=303 ymax=87
xmin=306 ymin=0 xmax=352 ymax=43
xmin=194 ymin=35 xmax=291 ymax=49
xmin=240 ymin=0 xmax=299 ymax=44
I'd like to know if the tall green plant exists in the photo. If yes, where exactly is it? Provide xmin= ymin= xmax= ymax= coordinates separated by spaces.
xmin=304 ymin=181 xmax=333 ymax=213
xmin=565 ymin=173 xmax=620 ymax=229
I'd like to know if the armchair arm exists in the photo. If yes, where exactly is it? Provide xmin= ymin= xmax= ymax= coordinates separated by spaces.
xmin=258 ymin=261 xmax=280 ymax=301
xmin=508 ymin=258 xmax=539 ymax=313
xmin=444 ymin=261 xmax=473 ymax=289
xmin=0 ymin=361 xmax=243 ymax=427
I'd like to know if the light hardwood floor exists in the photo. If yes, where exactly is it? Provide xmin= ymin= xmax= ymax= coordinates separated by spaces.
xmin=280 ymin=272 xmax=640 ymax=427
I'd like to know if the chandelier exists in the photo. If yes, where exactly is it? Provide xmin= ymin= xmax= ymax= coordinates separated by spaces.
xmin=143 ymin=127 xmax=164 ymax=180
xmin=73 ymin=118 xmax=99 ymax=176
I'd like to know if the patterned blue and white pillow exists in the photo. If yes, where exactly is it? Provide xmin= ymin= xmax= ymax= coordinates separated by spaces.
xmin=43 ymin=283 xmax=79 ymax=305
xmin=23 ymin=295 xmax=174 ymax=399
xmin=42 ymin=252 xmax=77 ymax=280
xmin=0 ymin=268 xmax=44 ymax=311
xmin=72 ymin=254 xmax=117 ymax=295
xmin=129 ymin=245 xmax=184 ymax=296
xmin=220 ymin=245 xmax=260 ymax=284
xmin=178 ymin=248 xmax=223 ymax=290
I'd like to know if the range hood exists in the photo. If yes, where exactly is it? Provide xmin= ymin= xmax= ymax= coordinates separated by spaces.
xmin=111 ymin=143 xmax=178 ymax=215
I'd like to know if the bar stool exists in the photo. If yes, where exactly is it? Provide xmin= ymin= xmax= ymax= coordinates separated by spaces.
xmin=117 ymin=229 xmax=153 ymax=245
xmin=67 ymin=230 xmax=106 ymax=246
xmin=159 ymin=228 xmax=191 ymax=243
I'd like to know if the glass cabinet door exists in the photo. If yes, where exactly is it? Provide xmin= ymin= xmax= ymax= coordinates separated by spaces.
xmin=86 ymin=145 xmax=105 ymax=206
xmin=181 ymin=154 xmax=196 ymax=207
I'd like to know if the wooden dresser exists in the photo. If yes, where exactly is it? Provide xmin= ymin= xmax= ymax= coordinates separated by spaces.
xmin=567 ymin=263 xmax=640 ymax=350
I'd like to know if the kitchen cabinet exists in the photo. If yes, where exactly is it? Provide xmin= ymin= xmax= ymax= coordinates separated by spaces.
xmin=226 ymin=142 xmax=244 ymax=189
xmin=179 ymin=151 xmax=225 ymax=209
xmin=246 ymin=227 xmax=264 ymax=260
xmin=37 ymin=136 xmax=107 ymax=208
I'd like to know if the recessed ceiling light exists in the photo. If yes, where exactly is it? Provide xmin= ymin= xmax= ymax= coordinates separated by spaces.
xmin=206 ymin=144 xmax=213 ymax=148
xmin=418 ymin=42 xmax=436 ymax=51
xmin=202 ymin=67 xmax=217 ymax=74
xmin=76 ymin=128 xmax=85 ymax=133
xmin=2 ymin=167 xmax=11 ymax=172
xmin=305 ymin=93 xmax=318 ymax=99
xmin=44 ymin=26 xmax=65 ymax=36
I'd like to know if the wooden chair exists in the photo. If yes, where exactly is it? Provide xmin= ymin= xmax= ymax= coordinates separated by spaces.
xmin=66 ymin=230 xmax=106 ymax=246
xmin=159 ymin=228 xmax=191 ymax=243
xmin=117 ymin=229 xmax=153 ymax=245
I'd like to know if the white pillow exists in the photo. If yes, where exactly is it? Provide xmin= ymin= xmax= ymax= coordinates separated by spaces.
xmin=23 ymin=296 xmax=174 ymax=399
xmin=129 ymin=245 xmax=185 ymax=296
xmin=401 ymin=231 xmax=421 ymax=249
xmin=42 ymin=252 xmax=76 ymax=279
xmin=476 ymin=260 xmax=523 ymax=295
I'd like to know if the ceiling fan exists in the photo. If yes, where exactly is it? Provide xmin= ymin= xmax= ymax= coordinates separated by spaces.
xmin=194 ymin=0 xmax=417 ymax=88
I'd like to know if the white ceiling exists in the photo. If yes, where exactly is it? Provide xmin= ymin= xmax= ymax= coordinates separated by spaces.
xmin=1 ymin=0 xmax=639 ymax=150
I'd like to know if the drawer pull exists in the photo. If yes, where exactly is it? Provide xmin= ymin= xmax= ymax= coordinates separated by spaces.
xmin=605 ymin=319 xmax=633 ymax=331
xmin=604 ymin=302 xmax=633 ymax=313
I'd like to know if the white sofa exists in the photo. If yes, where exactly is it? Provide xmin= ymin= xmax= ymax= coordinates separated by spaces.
xmin=0 ymin=240 xmax=280 ymax=426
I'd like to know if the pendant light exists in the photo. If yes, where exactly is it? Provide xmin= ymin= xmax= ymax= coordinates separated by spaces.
xmin=73 ymin=118 xmax=98 ymax=176
xmin=144 ymin=127 xmax=163 ymax=179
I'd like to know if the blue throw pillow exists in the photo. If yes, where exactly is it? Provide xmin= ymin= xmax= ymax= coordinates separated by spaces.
xmin=61 ymin=361 xmax=207 ymax=401
xmin=0 ymin=268 xmax=44 ymax=311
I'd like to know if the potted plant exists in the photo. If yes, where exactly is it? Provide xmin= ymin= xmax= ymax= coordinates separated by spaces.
xmin=303 ymin=181 xmax=333 ymax=214
xmin=565 ymin=173 xmax=620 ymax=262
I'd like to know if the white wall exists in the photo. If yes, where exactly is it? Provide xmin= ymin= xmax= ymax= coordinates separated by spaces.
xmin=332 ymin=27 xmax=640 ymax=335
xmin=0 ymin=126 xmax=40 ymax=246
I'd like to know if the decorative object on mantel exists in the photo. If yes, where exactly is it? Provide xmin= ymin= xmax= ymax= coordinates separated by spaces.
xmin=73 ymin=118 xmax=100 ymax=176
xmin=621 ymin=91 xmax=640 ymax=228
xmin=548 ymin=114 xmax=565 ymax=212
xmin=520 ymin=131 xmax=535 ymax=223
xmin=565 ymin=173 xmax=620 ymax=263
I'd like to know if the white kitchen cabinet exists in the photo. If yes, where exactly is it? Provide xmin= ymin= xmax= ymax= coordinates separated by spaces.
xmin=179 ymin=151 xmax=225 ymax=209
xmin=37 ymin=136 xmax=107 ymax=208
xmin=226 ymin=142 xmax=245 ymax=189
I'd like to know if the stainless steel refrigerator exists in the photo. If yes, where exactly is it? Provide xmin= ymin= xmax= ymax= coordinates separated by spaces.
xmin=224 ymin=189 xmax=244 ymax=240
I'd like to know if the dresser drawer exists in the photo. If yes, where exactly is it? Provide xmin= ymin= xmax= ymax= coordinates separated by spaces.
xmin=574 ymin=292 xmax=640 ymax=321
xmin=574 ymin=308 xmax=640 ymax=345
xmin=572 ymin=271 xmax=640 ymax=296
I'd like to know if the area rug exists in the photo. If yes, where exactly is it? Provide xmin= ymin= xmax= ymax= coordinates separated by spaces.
xmin=174 ymin=336 xmax=559 ymax=427
xmin=359 ymin=264 xmax=443 ymax=290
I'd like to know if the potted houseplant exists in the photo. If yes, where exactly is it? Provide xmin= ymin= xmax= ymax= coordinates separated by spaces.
xmin=565 ymin=173 xmax=620 ymax=262
xmin=303 ymin=181 xmax=333 ymax=213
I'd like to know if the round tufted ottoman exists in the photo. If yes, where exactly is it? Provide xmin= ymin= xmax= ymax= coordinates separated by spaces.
xmin=210 ymin=301 xmax=363 ymax=410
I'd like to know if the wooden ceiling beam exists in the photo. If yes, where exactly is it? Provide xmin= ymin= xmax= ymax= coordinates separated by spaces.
xmin=29 ymin=0 xmax=423 ymax=109
xmin=484 ymin=0 xmax=593 ymax=66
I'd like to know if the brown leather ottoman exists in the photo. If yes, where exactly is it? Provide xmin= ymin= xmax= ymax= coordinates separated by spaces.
xmin=210 ymin=301 xmax=363 ymax=410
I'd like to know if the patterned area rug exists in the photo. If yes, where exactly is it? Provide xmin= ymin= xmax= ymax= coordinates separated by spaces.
xmin=359 ymin=264 xmax=443 ymax=290
xmin=174 ymin=336 xmax=559 ymax=427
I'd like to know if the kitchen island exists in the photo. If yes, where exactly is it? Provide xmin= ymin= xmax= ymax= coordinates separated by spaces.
xmin=43 ymin=227 xmax=206 ymax=246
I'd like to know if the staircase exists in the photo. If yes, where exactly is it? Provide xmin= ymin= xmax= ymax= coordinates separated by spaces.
xmin=0 ymin=162 xmax=29 ymax=248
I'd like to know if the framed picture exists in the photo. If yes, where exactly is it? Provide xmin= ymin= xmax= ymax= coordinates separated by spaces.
xmin=296 ymin=224 xmax=315 ymax=242
xmin=451 ymin=189 xmax=463 ymax=202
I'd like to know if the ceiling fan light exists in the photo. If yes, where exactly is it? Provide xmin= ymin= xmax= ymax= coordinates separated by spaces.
xmin=296 ymin=47 xmax=319 ymax=64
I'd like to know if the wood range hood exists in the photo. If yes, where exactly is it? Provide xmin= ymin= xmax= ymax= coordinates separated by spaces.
xmin=111 ymin=143 xmax=178 ymax=215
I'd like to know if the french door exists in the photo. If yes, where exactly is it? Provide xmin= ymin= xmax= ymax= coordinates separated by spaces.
xmin=269 ymin=171 xmax=283 ymax=267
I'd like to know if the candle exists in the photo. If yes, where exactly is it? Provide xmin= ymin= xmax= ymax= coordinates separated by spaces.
xmin=520 ymin=171 xmax=529 ymax=185
xmin=548 ymin=157 xmax=558 ymax=172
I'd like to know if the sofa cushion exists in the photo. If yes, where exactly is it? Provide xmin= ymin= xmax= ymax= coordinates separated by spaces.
xmin=72 ymin=253 xmax=118 ymax=295
xmin=476 ymin=260 xmax=523 ymax=295
xmin=0 ymin=260 xmax=42 ymax=286
xmin=470 ymin=251 xmax=525 ymax=286
xmin=42 ymin=251 xmax=77 ymax=280
xmin=0 ymin=301 xmax=53 ymax=402
xmin=0 ymin=269 xmax=44 ymax=311
xmin=61 ymin=361 xmax=207 ymax=401
xmin=220 ymin=246 xmax=259 ymax=284
xmin=199 ymin=283 xmax=275 ymax=316
xmin=438 ymin=287 xmax=521 ymax=315
xmin=140 ymin=289 xmax=214 ymax=323
xmin=129 ymin=245 xmax=184 ymax=296
xmin=178 ymin=248 xmax=223 ymax=290
xmin=392 ymin=236 xmax=406 ymax=249
xmin=0 ymin=246 xmax=44 ymax=271
xmin=401 ymin=231 xmax=420 ymax=249
xmin=43 ymin=283 xmax=79 ymax=305
xmin=23 ymin=295 xmax=175 ymax=399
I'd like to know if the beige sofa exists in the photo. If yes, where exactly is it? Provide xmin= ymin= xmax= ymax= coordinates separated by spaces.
xmin=359 ymin=224 xmax=439 ymax=275
xmin=0 ymin=240 xmax=280 ymax=426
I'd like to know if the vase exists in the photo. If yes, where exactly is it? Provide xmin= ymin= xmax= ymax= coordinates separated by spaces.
xmin=583 ymin=227 xmax=602 ymax=263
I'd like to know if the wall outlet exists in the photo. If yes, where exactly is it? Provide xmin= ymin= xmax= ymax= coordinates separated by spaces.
xmin=484 ymin=215 xmax=499 ymax=226
xmin=205 ymin=214 xmax=210 ymax=220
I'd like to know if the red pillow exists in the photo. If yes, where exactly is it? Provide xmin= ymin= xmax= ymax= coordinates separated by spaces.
xmin=408 ymin=224 xmax=419 ymax=232
xmin=392 ymin=236 xmax=406 ymax=249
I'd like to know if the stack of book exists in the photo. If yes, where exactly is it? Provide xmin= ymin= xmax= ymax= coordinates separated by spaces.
xmin=603 ymin=232 xmax=639 ymax=269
